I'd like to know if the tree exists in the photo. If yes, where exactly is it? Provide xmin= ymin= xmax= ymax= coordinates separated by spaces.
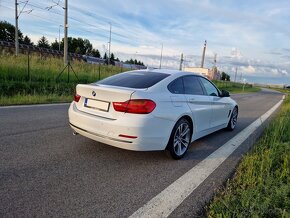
xmin=125 ymin=59 xmax=144 ymax=65
xmin=23 ymin=35 xmax=33 ymax=46
xmin=37 ymin=36 xmax=50 ymax=49
xmin=103 ymin=52 xmax=107 ymax=60
xmin=83 ymin=39 xmax=92 ymax=54
xmin=91 ymin=49 xmax=101 ymax=58
xmin=75 ymin=47 xmax=81 ymax=54
xmin=110 ymin=53 xmax=115 ymax=65
xmin=0 ymin=20 xmax=24 ymax=42
xmin=51 ymin=39 xmax=60 ymax=50
xmin=221 ymin=72 xmax=231 ymax=81
xmin=103 ymin=52 xmax=108 ymax=64
xmin=221 ymin=72 xmax=226 ymax=80
xmin=226 ymin=74 xmax=230 ymax=81
xmin=65 ymin=37 xmax=93 ymax=54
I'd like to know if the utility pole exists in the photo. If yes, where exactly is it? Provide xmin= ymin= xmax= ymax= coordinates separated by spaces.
xmin=159 ymin=43 xmax=163 ymax=69
xmin=108 ymin=23 xmax=112 ymax=65
xmin=214 ymin=53 xmax=217 ymax=67
xmin=63 ymin=0 xmax=68 ymax=65
xmin=15 ymin=0 xmax=31 ymax=56
xmin=58 ymin=25 xmax=63 ymax=51
xmin=179 ymin=53 xmax=183 ymax=70
xmin=15 ymin=0 xmax=19 ymax=56
xmin=201 ymin=40 xmax=207 ymax=68
xmin=234 ymin=67 xmax=238 ymax=82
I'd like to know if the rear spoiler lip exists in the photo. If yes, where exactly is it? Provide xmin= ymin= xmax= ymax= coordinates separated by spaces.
xmin=89 ymin=83 xmax=148 ymax=92
xmin=76 ymin=83 xmax=137 ymax=102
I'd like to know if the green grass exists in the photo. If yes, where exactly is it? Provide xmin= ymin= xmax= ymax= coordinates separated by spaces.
xmin=271 ymin=87 xmax=290 ymax=95
xmin=208 ymin=95 xmax=290 ymax=217
xmin=0 ymin=93 xmax=73 ymax=105
xmin=0 ymin=54 xmax=126 ymax=105
xmin=0 ymin=54 xmax=261 ymax=105
xmin=213 ymin=80 xmax=261 ymax=94
xmin=0 ymin=54 xmax=124 ymax=83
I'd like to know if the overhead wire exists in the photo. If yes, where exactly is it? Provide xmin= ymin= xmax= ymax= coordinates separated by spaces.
xmin=1 ymin=0 xmax=157 ymax=51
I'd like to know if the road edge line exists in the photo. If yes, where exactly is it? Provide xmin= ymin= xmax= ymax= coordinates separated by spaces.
xmin=0 ymin=103 xmax=70 ymax=109
xmin=129 ymin=95 xmax=285 ymax=218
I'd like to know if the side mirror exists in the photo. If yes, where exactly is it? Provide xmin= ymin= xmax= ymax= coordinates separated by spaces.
xmin=220 ymin=90 xmax=230 ymax=97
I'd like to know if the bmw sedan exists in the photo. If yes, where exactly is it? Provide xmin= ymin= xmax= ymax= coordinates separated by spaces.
xmin=68 ymin=69 xmax=238 ymax=159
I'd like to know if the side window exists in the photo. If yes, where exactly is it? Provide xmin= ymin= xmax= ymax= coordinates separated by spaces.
xmin=168 ymin=77 xmax=184 ymax=94
xmin=199 ymin=77 xmax=219 ymax=96
xmin=183 ymin=76 xmax=204 ymax=95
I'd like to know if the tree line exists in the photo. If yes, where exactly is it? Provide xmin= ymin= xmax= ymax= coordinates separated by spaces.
xmin=0 ymin=20 xmax=145 ymax=66
xmin=221 ymin=72 xmax=231 ymax=81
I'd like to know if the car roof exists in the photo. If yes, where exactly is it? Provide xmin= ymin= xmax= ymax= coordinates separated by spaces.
xmin=133 ymin=68 xmax=203 ymax=77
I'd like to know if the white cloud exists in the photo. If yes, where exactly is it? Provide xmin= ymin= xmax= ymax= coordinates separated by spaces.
xmin=272 ymin=69 xmax=289 ymax=76
xmin=231 ymin=48 xmax=243 ymax=59
xmin=240 ymin=65 xmax=256 ymax=74
xmin=281 ymin=70 xmax=288 ymax=76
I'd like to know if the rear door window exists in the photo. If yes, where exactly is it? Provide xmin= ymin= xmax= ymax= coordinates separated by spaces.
xmin=168 ymin=77 xmax=184 ymax=94
xmin=199 ymin=77 xmax=219 ymax=96
xmin=183 ymin=76 xmax=204 ymax=95
xmin=96 ymin=71 xmax=169 ymax=89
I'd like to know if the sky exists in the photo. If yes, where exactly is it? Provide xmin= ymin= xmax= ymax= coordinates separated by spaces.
xmin=1 ymin=0 xmax=290 ymax=85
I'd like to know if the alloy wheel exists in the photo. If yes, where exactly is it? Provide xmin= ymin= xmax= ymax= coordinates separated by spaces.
xmin=173 ymin=122 xmax=191 ymax=156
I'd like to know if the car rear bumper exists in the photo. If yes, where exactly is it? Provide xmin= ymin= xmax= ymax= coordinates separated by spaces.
xmin=68 ymin=102 xmax=174 ymax=151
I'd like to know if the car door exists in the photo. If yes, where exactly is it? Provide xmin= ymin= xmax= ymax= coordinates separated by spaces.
xmin=182 ymin=75 xmax=212 ymax=133
xmin=198 ymin=77 xmax=230 ymax=128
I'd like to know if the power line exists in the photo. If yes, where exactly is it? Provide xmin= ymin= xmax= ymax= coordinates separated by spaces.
xmin=23 ymin=1 xmax=130 ymax=41
xmin=4 ymin=0 xmax=141 ymax=43
xmin=2 ymin=4 xmax=62 ymax=25
xmin=2 ymin=4 xmax=128 ymax=44
xmin=4 ymin=0 xmax=163 ymax=54
xmin=15 ymin=0 xmax=32 ymax=55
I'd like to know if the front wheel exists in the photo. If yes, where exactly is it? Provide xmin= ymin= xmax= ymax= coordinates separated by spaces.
xmin=226 ymin=107 xmax=238 ymax=131
xmin=167 ymin=118 xmax=192 ymax=160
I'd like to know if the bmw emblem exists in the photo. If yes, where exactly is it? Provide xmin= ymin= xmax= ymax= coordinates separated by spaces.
xmin=92 ymin=91 xmax=96 ymax=97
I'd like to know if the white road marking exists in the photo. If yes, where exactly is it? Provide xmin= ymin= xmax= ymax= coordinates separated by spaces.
xmin=0 ymin=103 xmax=70 ymax=109
xmin=130 ymin=96 xmax=285 ymax=218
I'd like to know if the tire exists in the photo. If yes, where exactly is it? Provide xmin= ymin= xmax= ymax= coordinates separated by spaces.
xmin=226 ymin=107 xmax=238 ymax=131
xmin=167 ymin=118 xmax=192 ymax=160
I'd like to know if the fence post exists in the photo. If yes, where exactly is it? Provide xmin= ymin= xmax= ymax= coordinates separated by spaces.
xmin=27 ymin=49 xmax=30 ymax=81
xmin=98 ymin=64 xmax=101 ymax=80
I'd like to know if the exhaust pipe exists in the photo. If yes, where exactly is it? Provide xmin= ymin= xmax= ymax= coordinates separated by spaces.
xmin=73 ymin=131 xmax=78 ymax=136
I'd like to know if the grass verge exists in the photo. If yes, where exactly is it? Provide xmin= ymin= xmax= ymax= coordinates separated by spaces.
xmin=214 ymin=80 xmax=261 ymax=94
xmin=0 ymin=54 xmax=126 ymax=106
xmin=0 ymin=54 xmax=261 ymax=106
xmin=0 ymin=94 xmax=72 ymax=106
xmin=208 ymin=95 xmax=290 ymax=217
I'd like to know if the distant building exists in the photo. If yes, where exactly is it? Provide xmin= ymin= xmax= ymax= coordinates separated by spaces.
xmin=183 ymin=67 xmax=221 ymax=80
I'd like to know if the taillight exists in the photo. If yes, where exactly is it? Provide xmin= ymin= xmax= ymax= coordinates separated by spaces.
xmin=113 ymin=99 xmax=156 ymax=114
xmin=119 ymin=134 xmax=138 ymax=139
xmin=74 ymin=94 xmax=81 ymax=102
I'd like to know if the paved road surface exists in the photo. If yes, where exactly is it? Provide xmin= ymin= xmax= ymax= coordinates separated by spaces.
xmin=0 ymin=89 xmax=283 ymax=217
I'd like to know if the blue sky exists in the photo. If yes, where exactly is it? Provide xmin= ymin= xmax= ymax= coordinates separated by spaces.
xmin=1 ymin=0 xmax=290 ymax=85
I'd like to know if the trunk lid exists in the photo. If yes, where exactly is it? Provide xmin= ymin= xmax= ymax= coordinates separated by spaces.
xmin=75 ymin=84 xmax=135 ymax=120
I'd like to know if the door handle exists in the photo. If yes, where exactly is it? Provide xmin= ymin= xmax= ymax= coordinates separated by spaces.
xmin=188 ymin=98 xmax=195 ymax=103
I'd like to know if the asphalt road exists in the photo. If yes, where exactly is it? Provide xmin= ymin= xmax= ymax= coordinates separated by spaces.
xmin=0 ymin=89 xmax=284 ymax=217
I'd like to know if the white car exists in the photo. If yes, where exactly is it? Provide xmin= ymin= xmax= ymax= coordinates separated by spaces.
xmin=68 ymin=69 xmax=238 ymax=159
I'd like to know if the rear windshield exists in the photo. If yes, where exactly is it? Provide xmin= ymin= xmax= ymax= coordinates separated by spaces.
xmin=96 ymin=71 xmax=170 ymax=89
